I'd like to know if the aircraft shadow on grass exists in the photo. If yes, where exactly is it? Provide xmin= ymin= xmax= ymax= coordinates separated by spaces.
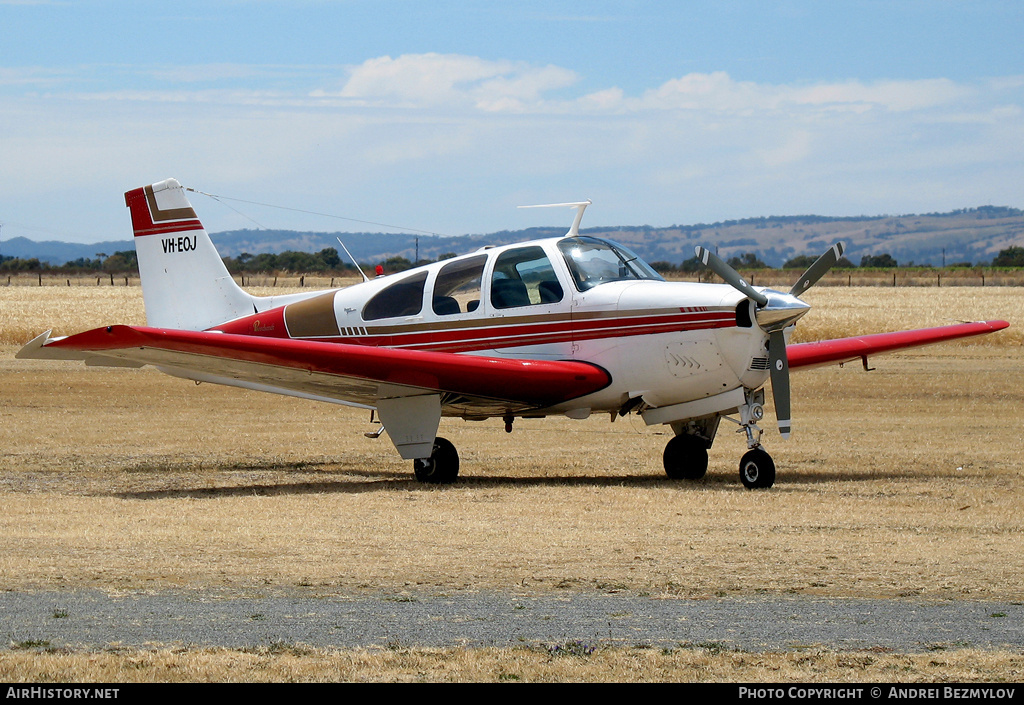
xmin=109 ymin=466 xmax=927 ymax=500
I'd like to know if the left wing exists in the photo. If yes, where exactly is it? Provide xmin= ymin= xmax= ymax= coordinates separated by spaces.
xmin=788 ymin=320 xmax=1009 ymax=370
xmin=17 ymin=325 xmax=611 ymax=417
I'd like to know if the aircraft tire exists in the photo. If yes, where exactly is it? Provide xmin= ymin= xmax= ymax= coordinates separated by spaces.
xmin=739 ymin=448 xmax=775 ymax=489
xmin=663 ymin=434 xmax=708 ymax=480
xmin=413 ymin=437 xmax=460 ymax=484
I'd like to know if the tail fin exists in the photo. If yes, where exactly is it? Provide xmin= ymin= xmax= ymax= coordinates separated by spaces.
xmin=125 ymin=179 xmax=255 ymax=330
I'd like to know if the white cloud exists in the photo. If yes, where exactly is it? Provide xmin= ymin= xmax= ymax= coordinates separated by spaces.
xmin=3 ymin=54 xmax=1023 ymax=241
xmin=326 ymin=53 xmax=578 ymax=111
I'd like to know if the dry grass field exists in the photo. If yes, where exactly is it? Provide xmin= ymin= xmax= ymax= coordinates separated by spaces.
xmin=0 ymin=284 xmax=1021 ymax=681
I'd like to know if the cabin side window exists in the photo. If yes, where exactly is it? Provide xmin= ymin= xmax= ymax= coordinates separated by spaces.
xmin=432 ymin=256 xmax=486 ymax=315
xmin=362 ymin=272 xmax=428 ymax=321
xmin=490 ymin=246 xmax=564 ymax=309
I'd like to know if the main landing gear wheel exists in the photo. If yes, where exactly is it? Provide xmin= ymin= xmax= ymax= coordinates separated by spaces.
xmin=739 ymin=448 xmax=775 ymax=490
xmin=663 ymin=434 xmax=709 ymax=480
xmin=413 ymin=437 xmax=460 ymax=484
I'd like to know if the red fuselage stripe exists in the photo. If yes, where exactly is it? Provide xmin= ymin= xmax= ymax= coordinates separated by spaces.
xmin=292 ymin=310 xmax=736 ymax=350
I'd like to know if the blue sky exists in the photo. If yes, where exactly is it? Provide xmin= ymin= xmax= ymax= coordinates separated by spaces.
xmin=2 ymin=1 xmax=1023 ymax=244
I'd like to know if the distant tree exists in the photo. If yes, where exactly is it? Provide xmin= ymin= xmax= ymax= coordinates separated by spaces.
xmin=379 ymin=255 xmax=413 ymax=273
xmin=649 ymin=261 xmax=677 ymax=274
xmin=0 ymin=257 xmax=43 ymax=271
xmin=102 ymin=250 xmax=139 ymax=273
xmin=860 ymin=253 xmax=898 ymax=268
xmin=316 ymin=247 xmax=341 ymax=269
xmin=992 ymin=246 xmax=1024 ymax=267
xmin=63 ymin=257 xmax=103 ymax=270
xmin=677 ymin=256 xmax=702 ymax=273
xmin=727 ymin=252 xmax=768 ymax=269
xmin=782 ymin=254 xmax=817 ymax=269
xmin=275 ymin=250 xmax=318 ymax=272
xmin=437 ymin=252 xmax=458 ymax=261
xmin=834 ymin=256 xmax=855 ymax=268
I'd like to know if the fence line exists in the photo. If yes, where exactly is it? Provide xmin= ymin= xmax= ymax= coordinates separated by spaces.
xmin=3 ymin=271 xmax=1022 ymax=287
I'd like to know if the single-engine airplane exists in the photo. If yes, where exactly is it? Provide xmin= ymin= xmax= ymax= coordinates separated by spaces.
xmin=18 ymin=179 xmax=1009 ymax=488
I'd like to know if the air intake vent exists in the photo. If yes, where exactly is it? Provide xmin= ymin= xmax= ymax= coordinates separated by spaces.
xmin=749 ymin=356 xmax=770 ymax=370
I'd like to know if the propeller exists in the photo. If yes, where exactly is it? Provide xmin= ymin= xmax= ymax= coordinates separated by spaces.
xmin=694 ymin=243 xmax=844 ymax=438
xmin=789 ymin=242 xmax=845 ymax=298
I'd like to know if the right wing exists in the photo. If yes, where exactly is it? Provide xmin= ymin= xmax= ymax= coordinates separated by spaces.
xmin=787 ymin=320 xmax=1009 ymax=370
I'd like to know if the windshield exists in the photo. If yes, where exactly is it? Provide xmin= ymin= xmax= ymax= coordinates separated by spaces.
xmin=557 ymin=237 xmax=664 ymax=292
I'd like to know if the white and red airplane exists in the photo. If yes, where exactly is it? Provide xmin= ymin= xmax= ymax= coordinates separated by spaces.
xmin=18 ymin=179 xmax=1008 ymax=488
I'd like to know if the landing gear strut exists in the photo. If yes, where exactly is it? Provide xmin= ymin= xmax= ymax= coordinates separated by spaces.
xmin=718 ymin=388 xmax=777 ymax=489
xmin=413 ymin=437 xmax=460 ymax=484
xmin=735 ymin=389 xmax=775 ymax=489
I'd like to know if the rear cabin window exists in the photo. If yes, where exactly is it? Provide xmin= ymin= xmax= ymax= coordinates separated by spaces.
xmin=362 ymin=272 xmax=427 ymax=321
xmin=490 ymin=246 xmax=564 ymax=309
xmin=432 ymin=256 xmax=486 ymax=316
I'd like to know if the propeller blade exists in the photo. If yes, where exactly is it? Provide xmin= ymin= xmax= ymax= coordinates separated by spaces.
xmin=768 ymin=329 xmax=791 ymax=438
xmin=694 ymin=246 xmax=768 ymax=307
xmin=789 ymin=242 xmax=845 ymax=298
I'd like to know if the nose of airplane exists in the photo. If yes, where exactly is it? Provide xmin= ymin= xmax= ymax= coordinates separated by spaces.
xmin=753 ymin=291 xmax=812 ymax=331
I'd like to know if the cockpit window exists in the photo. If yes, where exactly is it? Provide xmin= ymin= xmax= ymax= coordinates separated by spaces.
xmin=557 ymin=237 xmax=664 ymax=292
xmin=362 ymin=271 xmax=427 ymax=321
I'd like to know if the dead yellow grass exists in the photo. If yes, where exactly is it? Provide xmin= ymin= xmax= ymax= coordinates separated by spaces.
xmin=0 ymin=349 xmax=1021 ymax=599
xmin=0 ymin=285 xmax=309 ymax=345
xmin=1 ymin=645 xmax=1021 ymax=682
xmin=793 ymin=287 xmax=1022 ymax=346
xmin=0 ymin=286 xmax=1021 ymax=599
xmin=1 ymin=286 xmax=1021 ymax=680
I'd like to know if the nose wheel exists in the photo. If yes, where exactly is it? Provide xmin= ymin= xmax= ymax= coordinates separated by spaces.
xmin=739 ymin=447 xmax=775 ymax=489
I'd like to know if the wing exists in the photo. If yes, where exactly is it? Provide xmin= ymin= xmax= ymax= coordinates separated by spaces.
xmin=17 ymin=325 xmax=611 ymax=417
xmin=787 ymin=320 xmax=1009 ymax=370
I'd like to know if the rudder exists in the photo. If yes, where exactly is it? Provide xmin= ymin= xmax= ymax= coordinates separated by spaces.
xmin=125 ymin=178 xmax=254 ymax=330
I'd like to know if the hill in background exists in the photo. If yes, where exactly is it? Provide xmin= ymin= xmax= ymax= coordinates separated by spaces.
xmin=4 ymin=206 xmax=1023 ymax=268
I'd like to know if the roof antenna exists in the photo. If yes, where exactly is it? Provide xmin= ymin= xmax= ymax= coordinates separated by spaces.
xmin=336 ymin=237 xmax=369 ymax=283
xmin=518 ymin=200 xmax=592 ymax=237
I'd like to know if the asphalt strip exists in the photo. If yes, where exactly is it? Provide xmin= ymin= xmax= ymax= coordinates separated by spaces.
xmin=2 ymin=592 xmax=1022 ymax=652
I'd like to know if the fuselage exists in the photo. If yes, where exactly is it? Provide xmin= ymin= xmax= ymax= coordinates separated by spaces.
xmin=211 ymin=236 xmax=773 ymax=418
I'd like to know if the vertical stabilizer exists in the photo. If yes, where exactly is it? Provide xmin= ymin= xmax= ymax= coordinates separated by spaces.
xmin=125 ymin=179 xmax=254 ymax=330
